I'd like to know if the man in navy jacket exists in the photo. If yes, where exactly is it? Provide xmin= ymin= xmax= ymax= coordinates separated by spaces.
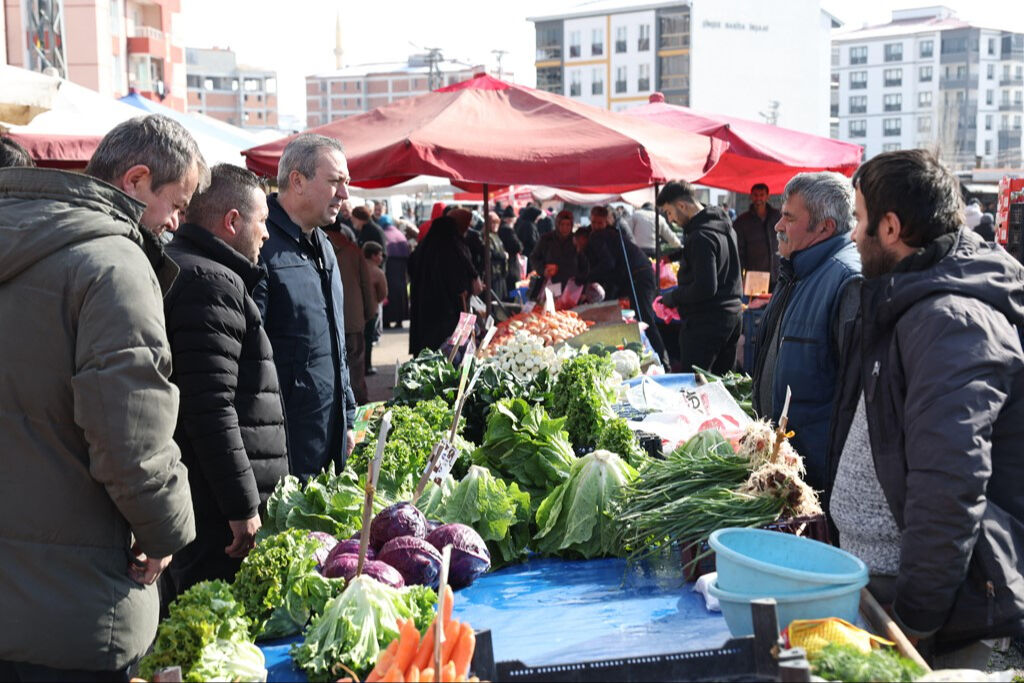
xmin=254 ymin=134 xmax=357 ymax=477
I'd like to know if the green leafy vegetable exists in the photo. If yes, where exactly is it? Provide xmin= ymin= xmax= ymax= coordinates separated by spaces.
xmin=139 ymin=580 xmax=255 ymax=682
xmin=291 ymin=575 xmax=436 ymax=681
xmin=471 ymin=398 xmax=576 ymax=498
xmin=596 ymin=417 xmax=647 ymax=469
xmin=189 ymin=639 xmax=267 ymax=682
xmin=813 ymin=644 xmax=924 ymax=682
xmin=550 ymin=354 xmax=618 ymax=450
xmin=261 ymin=469 xmax=381 ymax=541
xmin=232 ymin=529 xmax=340 ymax=639
xmin=534 ymin=450 xmax=639 ymax=559
xmin=419 ymin=465 xmax=533 ymax=567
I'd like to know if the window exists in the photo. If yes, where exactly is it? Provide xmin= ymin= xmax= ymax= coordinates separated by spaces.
xmin=1017 ymin=91 xmax=1023 ymax=105
xmin=956 ymin=64 xmax=967 ymax=79
xmin=535 ymin=22 xmax=562 ymax=61
xmin=658 ymin=54 xmax=689 ymax=92
xmin=942 ymin=37 xmax=967 ymax=54
xmin=849 ymin=120 xmax=867 ymax=138
xmin=883 ymin=118 xmax=902 ymax=136
xmin=591 ymin=28 xmax=604 ymax=56
xmin=591 ymin=68 xmax=603 ymax=95
xmin=918 ymin=116 xmax=932 ymax=132
xmin=638 ymin=24 xmax=650 ymax=51
xmin=850 ymin=71 xmax=867 ymax=89
xmin=1018 ymin=66 xmax=1023 ymax=80
xmin=638 ymin=63 xmax=650 ymax=91
xmin=919 ymin=91 xmax=932 ymax=107
xmin=920 ymin=65 xmax=933 ymax=82
xmin=987 ymin=89 xmax=994 ymax=105
xmin=884 ymin=43 xmax=903 ymax=62
xmin=884 ymin=68 xmax=902 ymax=87
xmin=849 ymin=95 xmax=867 ymax=114
xmin=615 ymin=66 xmax=627 ymax=93
xmin=204 ymin=78 xmax=215 ymax=91
xmin=1002 ymin=90 xmax=1011 ymax=105
xmin=988 ymin=38 xmax=996 ymax=55
xmin=537 ymin=66 xmax=562 ymax=94
xmin=985 ymin=139 xmax=993 ymax=155
xmin=849 ymin=46 xmax=867 ymax=65
xmin=883 ymin=143 xmax=901 ymax=152
xmin=884 ymin=93 xmax=902 ymax=112
xmin=919 ymin=40 xmax=933 ymax=58
xmin=569 ymin=71 xmax=581 ymax=97
xmin=1003 ymin=114 xmax=1010 ymax=130
xmin=186 ymin=74 xmax=200 ymax=88
xmin=616 ymin=26 xmax=627 ymax=53
xmin=985 ymin=114 xmax=993 ymax=130
xmin=569 ymin=30 xmax=581 ymax=58
xmin=1016 ymin=115 xmax=1022 ymax=130
xmin=658 ymin=9 xmax=690 ymax=49
xmin=988 ymin=64 xmax=995 ymax=79
xmin=831 ymin=46 xmax=840 ymax=67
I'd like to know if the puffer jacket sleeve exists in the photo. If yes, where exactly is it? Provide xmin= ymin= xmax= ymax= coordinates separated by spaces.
xmin=71 ymin=250 xmax=195 ymax=558
xmin=166 ymin=273 xmax=261 ymax=521
xmin=892 ymin=300 xmax=1022 ymax=637
xmin=663 ymin=232 xmax=718 ymax=309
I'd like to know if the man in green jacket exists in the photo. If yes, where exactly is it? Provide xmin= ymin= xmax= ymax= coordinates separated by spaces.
xmin=0 ymin=115 xmax=205 ymax=680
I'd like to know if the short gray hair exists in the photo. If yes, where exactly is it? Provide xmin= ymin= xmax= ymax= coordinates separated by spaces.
xmin=783 ymin=171 xmax=855 ymax=235
xmin=277 ymin=133 xmax=345 ymax=191
xmin=86 ymin=114 xmax=209 ymax=192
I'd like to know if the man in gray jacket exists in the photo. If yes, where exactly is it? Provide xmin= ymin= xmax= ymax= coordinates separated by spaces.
xmin=0 ymin=116 xmax=203 ymax=679
xmin=828 ymin=149 xmax=1024 ymax=667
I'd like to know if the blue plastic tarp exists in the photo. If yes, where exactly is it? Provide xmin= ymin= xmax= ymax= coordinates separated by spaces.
xmin=260 ymin=556 xmax=731 ymax=681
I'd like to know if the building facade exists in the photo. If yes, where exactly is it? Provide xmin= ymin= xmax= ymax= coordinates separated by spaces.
xmin=832 ymin=6 xmax=1024 ymax=168
xmin=529 ymin=0 xmax=836 ymax=136
xmin=4 ymin=0 xmax=187 ymax=111
xmin=305 ymin=56 xmax=509 ymax=127
xmin=186 ymin=48 xmax=278 ymax=129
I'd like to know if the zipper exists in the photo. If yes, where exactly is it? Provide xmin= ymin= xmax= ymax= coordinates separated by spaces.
xmin=865 ymin=360 xmax=880 ymax=400
xmin=987 ymin=580 xmax=995 ymax=627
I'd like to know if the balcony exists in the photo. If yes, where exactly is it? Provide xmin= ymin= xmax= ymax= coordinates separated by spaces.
xmin=939 ymin=75 xmax=977 ymax=89
xmin=884 ymin=78 xmax=902 ymax=87
xmin=850 ymin=81 xmax=867 ymax=90
xmin=127 ymin=25 xmax=165 ymax=57
xmin=999 ymin=130 xmax=1022 ymax=148
xmin=1000 ymin=75 xmax=1024 ymax=86
xmin=1000 ymin=102 xmax=1024 ymax=111
xmin=535 ymin=46 xmax=562 ymax=62
xmin=884 ymin=103 xmax=902 ymax=112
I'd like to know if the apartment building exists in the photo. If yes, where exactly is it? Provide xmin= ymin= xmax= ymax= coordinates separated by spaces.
xmin=3 ymin=0 xmax=187 ymax=112
xmin=832 ymin=6 xmax=1024 ymax=168
xmin=529 ymin=0 xmax=837 ymax=136
xmin=305 ymin=56 xmax=509 ymax=127
xmin=186 ymin=47 xmax=278 ymax=129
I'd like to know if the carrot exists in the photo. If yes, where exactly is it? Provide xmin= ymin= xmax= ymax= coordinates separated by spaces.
xmin=419 ymin=667 xmax=434 ymax=683
xmin=406 ymin=665 xmax=420 ymax=683
xmin=440 ymin=618 xmax=461 ymax=663
xmin=383 ymin=663 xmax=405 ymax=682
xmin=367 ymin=653 xmax=392 ymax=682
xmin=394 ymin=618 xmax=420 ymax=674
xmin=412 ymin=621 xmax=436 ymax=671
xmin=443 ymin=661 xmax=457 ymax=682
xmin=441 ymin=585 xmax=454 ymax=626
xmin=450 ymin=624 xmax=475 ymax=678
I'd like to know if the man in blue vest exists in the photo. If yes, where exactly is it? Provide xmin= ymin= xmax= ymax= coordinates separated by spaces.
xmin=253 ymin=134 xmax=357 ymax=477
xmin=751 ymin=172 xmax=861 ymax=489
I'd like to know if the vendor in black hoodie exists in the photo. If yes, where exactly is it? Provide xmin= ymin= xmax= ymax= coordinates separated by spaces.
xmin=657 ymin=180 xmax=743 ymax=374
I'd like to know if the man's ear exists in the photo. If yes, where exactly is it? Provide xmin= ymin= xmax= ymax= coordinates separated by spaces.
xmin=879 ymin=211 xmax=902 ymax=247
xmin=289 ymin=169 xmax=305 ymax=194
xmin=119 ymin=164 xmax=151 ymax=197
xmin=222 ymin=208 xmax=241 ymax=237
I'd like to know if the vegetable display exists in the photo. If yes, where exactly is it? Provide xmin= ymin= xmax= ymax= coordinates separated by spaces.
xmin=139 ymin=580 xmax=260 ymax=682
xmin=370 ymin=502 xmax=429 ymax=552
xmin=471 ymin=398 xmax=576 ymax=497
xmin=550 ymin=354 xmax=619 ymax=451
xmin=813 ymin=644 xmax=924 ymax=682
xmin=418 ymin=466 xmax=532 ymax=568
xmin=232 ymin=529 xmax=341 ymax=639
xmin=291 ymin=575 xmax=436 ymax=681
xmin=379 ymin=536 xmax=443 ymax=589
xmin=261 ymin=469 xmax=384 ymax=541
xmin=595 ymin=417 xmax=647 ymax=469
xmin=426 ymin=523 xmax=492 ymax=590
xmin=534 ymin=450 xmax=639 ymax=559
xmin=484 ymin=329 xmax=565 ymax=381
xmin=695 ymin=367 xmax=756 ymax=419
xmin=485 ymin=309 xmax=591 ymax=350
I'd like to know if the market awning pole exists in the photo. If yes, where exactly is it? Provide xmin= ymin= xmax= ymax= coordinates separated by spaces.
xmin=483 ymin=183 xmax=493 ymax=317
xmin=653 ymin=183 xmax=662 ymax=272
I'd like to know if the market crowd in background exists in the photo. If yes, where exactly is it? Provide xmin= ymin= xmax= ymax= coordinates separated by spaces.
xmin=0 ymin=114 xmax=1022 ymax=679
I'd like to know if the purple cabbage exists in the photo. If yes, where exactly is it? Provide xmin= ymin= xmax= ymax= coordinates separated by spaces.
xmin=426 ymin=524 xmax=492 ymax=589
xmin=320 ymin=540 xmax=374 ymax=575
xmin=321 ymin=553 xmax=404 ymax=588
xmin=321 ymin=553 xmax=360 ymax=581
xmin=307 ymin=531 xmax=339 ymax=569
xmin=378 ymin=536 xmax=442 ymax=588
xmin=370 ymin=502 xmax=427 ymax=552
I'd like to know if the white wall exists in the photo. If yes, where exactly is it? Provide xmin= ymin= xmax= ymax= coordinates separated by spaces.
xmin=690 ymin=0 xmax=831 ymax=136
xmin=564 ymin=14 xmax=609 ymax=109
xmin=609 ymin=10 xmax=657 ymax=109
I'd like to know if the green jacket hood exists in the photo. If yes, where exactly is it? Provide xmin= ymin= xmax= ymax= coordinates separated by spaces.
xmin=0 ymin=167 xmax=146 ymax=284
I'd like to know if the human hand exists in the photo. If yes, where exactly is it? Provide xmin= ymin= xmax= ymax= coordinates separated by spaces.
xmin=128 ymin=543 xmax=172 ymax=585
xmin=544 ymin=264 xmax=558 ymax=278
xmin=346 ymin=429 xmax=356 ymax=456
xmin=472 ymin=278 xmax=485 ymax=295
xmin=225 ymin=515 xmax=262 ymax=559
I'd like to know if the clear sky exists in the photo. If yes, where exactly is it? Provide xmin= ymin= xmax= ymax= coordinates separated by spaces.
xmin=177 ymin=0 xmax=1015 ymax=126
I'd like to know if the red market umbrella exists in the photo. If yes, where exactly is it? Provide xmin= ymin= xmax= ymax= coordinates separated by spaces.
xmin=242 ymin=74 xmax=723 ymax=193
xmin=625 ymin=93 xmax=863 ymax=194
xmin=5 ymin=132 xmax=100 ymax=169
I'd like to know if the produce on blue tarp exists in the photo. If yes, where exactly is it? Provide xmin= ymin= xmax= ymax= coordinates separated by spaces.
xmin=291 ymin=575 xmax=436 ymax=681
xmin=139 ymin=580 xmax=261 ymax=682
xmin=595 ymin=417 xmax=647 ymax=469
xmin=322 ymin=554 xmax=405 ymax=588
xmin=549 ymin=354 xmax=619 ymax=451
xmin=307 ymin=531 xmax=339 ymax=570
xmin=378 ymin=535 xmax=442 ymax=589
xmin=426 ymin=523 xmax=491 ymax=589
xmin=370 ymin=501 xmax=428 ymax=552
xmin=534 ymin=450 xmax=639 ymax=559
xmin=325 ymin=538 xmax=374 ymax=565
xmin=261 ymin=469 xmax=387 ymax=541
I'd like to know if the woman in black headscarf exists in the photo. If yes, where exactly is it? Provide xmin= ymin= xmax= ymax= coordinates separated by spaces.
xmin=408 ymin=215 xmax=483 ymax=355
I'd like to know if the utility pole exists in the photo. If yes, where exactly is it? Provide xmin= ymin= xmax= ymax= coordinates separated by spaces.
xmin=491 ymin=49 xmax=508 ymax=79
xmin=334 ymin=12 xmax=344 ymax=70
xmin=758 ymin=100 xmax=780 ymax=126
xmin=424 ymin=47 xmax=444 ymax=90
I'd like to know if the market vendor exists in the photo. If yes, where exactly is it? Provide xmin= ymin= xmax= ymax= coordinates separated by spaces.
xmin=530 ymin=209 xmax=579 ymax=285
xmin=828 ymin=149 xmax=1024 ymax=668
xmin=656 ymin=181 xmax=743 ymax=374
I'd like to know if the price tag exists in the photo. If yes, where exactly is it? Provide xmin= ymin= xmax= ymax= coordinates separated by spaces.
xmin=423 ymin=439 xmax=459 ymax=485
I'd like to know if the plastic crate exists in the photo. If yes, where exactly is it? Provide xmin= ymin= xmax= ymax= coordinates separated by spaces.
xmin=680 ymin=515 xmax=832 ymax=582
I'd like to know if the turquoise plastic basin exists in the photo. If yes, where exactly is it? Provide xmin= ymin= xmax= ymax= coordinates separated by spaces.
xmin=708 ymin=578 xmax=867 ymax=637
xmin=709 ymin=528 xmax=868 ymax=594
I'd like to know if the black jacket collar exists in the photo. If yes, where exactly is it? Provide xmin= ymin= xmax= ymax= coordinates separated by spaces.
xmin=173 ymin=223 xmax=265 ymax=293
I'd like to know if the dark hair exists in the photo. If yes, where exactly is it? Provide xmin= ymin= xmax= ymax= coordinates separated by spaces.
xmin=0 ymin=137 xmax=34 ymax=168
xmin=86 ymin=115 xmax=209 ymax=192
xmin=589 ymin=205 xmax=610 ymax=218
xmin=363 ymin=241 xmax=384 ymax=258
xmin=185 ymin=164 xmax=265 ymax=229
xmin=852 ymin=149 xmax=962 ymax=247
xmin=656 ymin=180 xmax=698 ymax=207
xmin=351 ymin=205 xmax=371 ymax=221
xmin=751 ymin=183 xmax=769 ymax=194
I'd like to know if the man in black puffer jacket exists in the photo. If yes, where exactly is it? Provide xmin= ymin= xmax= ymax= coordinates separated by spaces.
xmin=164 ymin=164 xmax=289 ymax=595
